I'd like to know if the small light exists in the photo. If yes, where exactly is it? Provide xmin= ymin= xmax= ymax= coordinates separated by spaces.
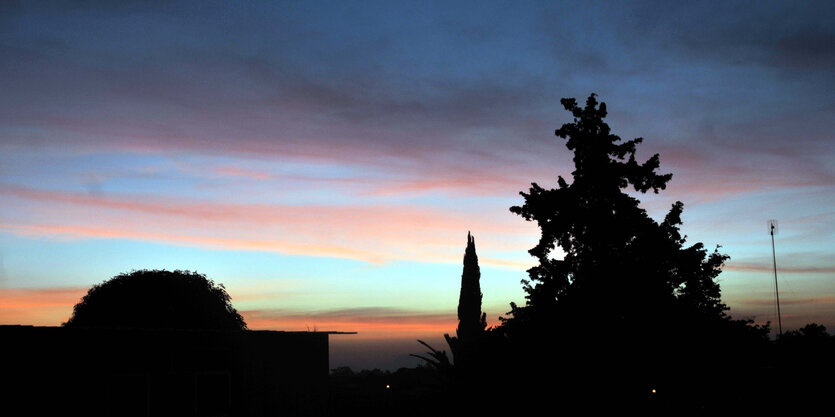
xmin=651 ymin=388 xmax=657 ymax=394
xmin=385 ymin=384 xmax=391 ymax=389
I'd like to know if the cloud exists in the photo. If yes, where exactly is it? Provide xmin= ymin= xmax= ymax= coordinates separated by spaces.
xmin=651 ymin=140 xmax=835 ymax=204
xmin=724 ymin=251 xmax=835 ymax=275
xmin=0 ymin=2 xmax=553 ymax=172
xmin=0 ymin=287 xmax=87 ymax=309
xmin=725 ymin=263 xmax=835 ymax=274
xmin=623 ymin=1 xmax=833 ymax=72
xmin=213 ymin=166 xmax=274 ymax=181
xmin=0 ymin=287 xmax=87 ymax=326
xmin=241 ymin=307 xmax=457 ymax=337
xmin=0 ymin=288 xmax=459 ymax=341
xmin=3 ymin=1 xmax=831 ymax=221
xmin=1 ymin=222 xmax=394 ymax=263
xmin=0 ymin=183 xmax=535 ymax=265
xmin=735 ymin=296 xmax=835 ymax=308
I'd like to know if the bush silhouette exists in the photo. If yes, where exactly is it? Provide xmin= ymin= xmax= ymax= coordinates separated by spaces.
xmin=64 ymin=269 xmax=247 ymax=330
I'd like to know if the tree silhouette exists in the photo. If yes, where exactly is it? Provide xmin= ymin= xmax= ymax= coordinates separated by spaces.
xmin=489 ymin=94 xmax=771 ymax=412
xmin=446 ymin=232 xmax=487 ymax=372
xmin=780 ymin=322 xmax=830 ymax=340
xmin=64 ymin=269 xmax=246 ymax=330
xmin=456 ymin=232 xmax=487 ymax=342
xmin=775 ymin=322 xmax=832 ymax=367
xmin=412 ymin=233 xmax=486 ymax=380
xmin=502 ymin=94 xmax=731 ymax=335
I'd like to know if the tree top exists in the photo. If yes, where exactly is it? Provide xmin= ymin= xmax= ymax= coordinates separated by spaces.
xmin=64 ymin=269 xmax=247 ymax=331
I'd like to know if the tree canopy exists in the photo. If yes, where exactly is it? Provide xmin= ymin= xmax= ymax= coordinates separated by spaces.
xmin=64 ymin=269 xmax=247 ymax=331
xmin=484 ymin=93 xmax=774 ymax=412
xmin=502 ymin=94 xmax=736 ymax=340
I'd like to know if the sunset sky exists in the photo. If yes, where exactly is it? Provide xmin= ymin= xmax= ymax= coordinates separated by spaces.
xmin=1 ymin=1 xmax=833 ymax=370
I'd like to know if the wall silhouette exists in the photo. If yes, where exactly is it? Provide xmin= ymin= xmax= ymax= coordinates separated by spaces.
xmin=3 ymin=325 xmax=330 ymax=416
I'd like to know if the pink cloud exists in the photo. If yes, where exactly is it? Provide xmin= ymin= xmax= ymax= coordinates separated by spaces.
xmin=1 ymin=183 xmax=534 ymax=265
xmin=0 ymin=223 xmax=393 ymax=263
xmin=724 ymin=262 xmax=835 ymax=274
xmin=654 ymin=142 xmax=835 ymax=204
xmin=213 ymin=166 xmax=274 ymax=181
xmin=736 ymin=296 xmax=835 ymax=307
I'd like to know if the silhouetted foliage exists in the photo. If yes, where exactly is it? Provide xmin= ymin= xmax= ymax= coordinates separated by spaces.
xmin=412 ymin=233 xmax=487 ymax=379
xmin=401 ymin=94 xmax=820 ymax=413
xmin=64 ymin=269 xmax=246 ymax=330
xmin=445 ymin=232 xmax=488 ymax=373
xmin=410 ymin=339 xmax=453 ymax=378
xmin=485 ymin=94 xmax=772 ymax=413
xmin=770 ymin=323 xmax=835 ymax=412
xmin=456 ymin=232 xmax=487 ymax=342
xmin=780 ymin=322 xmax=830 ymax=340
xmin=502 ymin=94 xmax=735 ymax=335
xmin=775 ymin=322 xmax=833 ymax=366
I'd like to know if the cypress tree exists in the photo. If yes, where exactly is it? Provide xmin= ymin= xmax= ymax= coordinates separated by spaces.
xmin=456 ymin=231 xmax=486 ymax=342
xmin=411 ymin=233 xmax=486 ymax=378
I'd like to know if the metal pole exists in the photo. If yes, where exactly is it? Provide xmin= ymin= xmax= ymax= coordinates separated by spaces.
xmin=771 ymin=224 xmax=782 ymax=336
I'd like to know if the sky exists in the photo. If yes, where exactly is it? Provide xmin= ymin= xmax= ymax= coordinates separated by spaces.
xmin=1 ymin=0 xmax=833 ymax=370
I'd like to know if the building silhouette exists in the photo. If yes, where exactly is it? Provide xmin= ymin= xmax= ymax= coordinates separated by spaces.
xmin=2 ymin=325 xmax=349 ymax=416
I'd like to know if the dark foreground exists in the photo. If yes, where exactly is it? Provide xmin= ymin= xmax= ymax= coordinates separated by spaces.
xmin=4 ymin=325 xmax=833 ymax=416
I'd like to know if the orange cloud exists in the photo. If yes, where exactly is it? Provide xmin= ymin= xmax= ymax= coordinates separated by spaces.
xmin=241 ymin=307 xmax=457 ymax=339
xmin=0 ymin=287 xmax=86 ymax=309
xmin=0 ymin=287 xmax=86 ymax=326
xmin=0 ymin=288 xmax=460 ymax=340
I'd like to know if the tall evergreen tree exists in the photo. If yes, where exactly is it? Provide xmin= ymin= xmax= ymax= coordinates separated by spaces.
xmin=412 ymin=232 xmax=486 ymax=378
xmin=457 ymin=231 xmax=487 ymax=342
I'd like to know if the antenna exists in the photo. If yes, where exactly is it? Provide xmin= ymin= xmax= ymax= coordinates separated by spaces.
xmin=768 ymin=219 xmax=782 ymax=336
